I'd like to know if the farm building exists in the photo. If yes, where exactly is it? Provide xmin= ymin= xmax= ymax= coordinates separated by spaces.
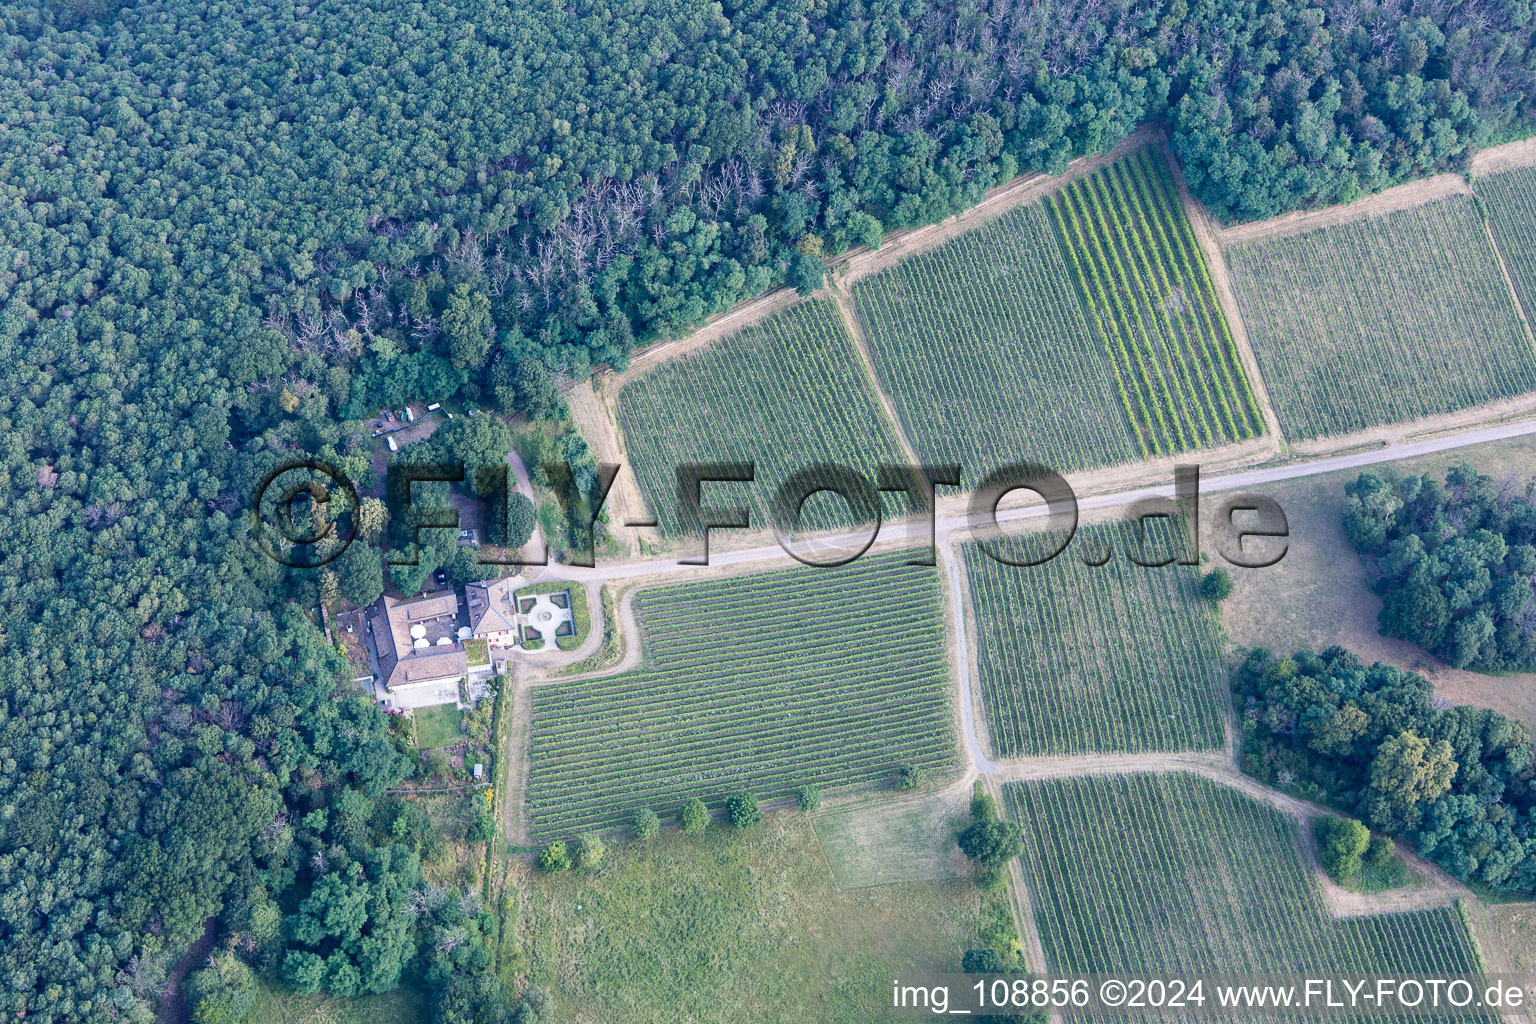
xmin=464 ymin=577 xmax=522 ymax=646
xmin=368 ymin=591 xmax=468 ymax=708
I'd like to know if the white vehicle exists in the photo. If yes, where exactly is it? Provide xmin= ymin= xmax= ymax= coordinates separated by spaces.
xmin=386 ymin=435 xmax=398 ymax=452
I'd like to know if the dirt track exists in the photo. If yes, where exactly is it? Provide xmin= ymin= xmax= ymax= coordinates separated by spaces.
xmin=1472 ymin=136 xmax=1536 ymax=177
xmin=1218 ymin=173 xmax=1470 ymax=246
xmin=828 ymin=283 xmax=923 ymax=467
xmin=1160 ymin=135 xmax=1286 ymax=446
xmin=988 ymin=749 xmax=1473 ymax=920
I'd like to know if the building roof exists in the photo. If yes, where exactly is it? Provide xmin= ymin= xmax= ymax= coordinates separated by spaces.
xmin=371 ymin=591 xmax=468 ymax=689
xmin=465 ymin=577 xmax=521 ymax=636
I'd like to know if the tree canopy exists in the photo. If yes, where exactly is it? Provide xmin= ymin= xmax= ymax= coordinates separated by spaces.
xmin=1344 ymin=466 xmax=1536 ymax=672
xmin=2 ymin=0 xmax=1536 ymax=1017
xmin=1235 ymin=646 xmax=1536 ymax=893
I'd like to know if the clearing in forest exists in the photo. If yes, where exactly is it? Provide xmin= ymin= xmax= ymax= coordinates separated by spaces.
xmin=853 ymin=146 xmax=1263 ymax=474
xmin=963 ymin=520 xmax=1227 ymax=758
xmin=616 ymin=298 xmax=910 ymax=535
xmin=1225 ymin=195 xmax=1536 ymax=441
xmin=524 ymin=553 xmax=959 ymax=840
xmin=852 ymin=204 xmax=1141 ymax=478
xmin=1045 ymin=147 xmax=1264 ymax=457
xmin=1006 ymin=772 xmax=1491 ymax=1015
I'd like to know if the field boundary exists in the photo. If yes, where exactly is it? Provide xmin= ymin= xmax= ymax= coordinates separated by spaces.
xmin=576 ymin=127 xmax=1536 ymax=567
xmin=828 ymin=282 xmax=925 ymax=468
xmin=991 ymin=755 xmax=1473 ymax=920
xmin=986 ymin=773 xmax=1055 ymax=985
xmin=1472 ymin=136 xmax=1536 ymax=177
xmin=1218 ymin=173 xmax=1471 ymax=246
xmin=942 ymin=542 xmax=994 ymax=772
xmin=502 ymin=668 xmax=534 ymax=846
xmin=603 ymin=125 xmax=1161 ymax=401
xmin=1284 ymin=390 xmax=1536 ymax=456
xmin=584 ymin=128 xmax=1536 ymax=531
xmin=1161 ymin=135 xmax=1287 ymax=449
xmin=601 ymin=131 xmax=1536 ymax=394
xmin=566 ymin=378 xmax=653 ymax=555
xmin=837 ymin=124 xmax=1163 ymax=288
xmin=1482 ymin=218 xmax=1536 ymax=357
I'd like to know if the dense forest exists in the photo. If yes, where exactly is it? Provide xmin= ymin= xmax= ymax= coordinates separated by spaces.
xmin=1344 ymin=465 xmax=1536 ymax=673
xmin=1235 ymin=647 xmax=1536 ymax=893
xmin=2 ymin=0 xmax=1536 ymax=1019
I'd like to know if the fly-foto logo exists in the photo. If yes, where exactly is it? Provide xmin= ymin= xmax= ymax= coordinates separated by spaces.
xmin=251 ymin=459 xmax=1289 ymax=570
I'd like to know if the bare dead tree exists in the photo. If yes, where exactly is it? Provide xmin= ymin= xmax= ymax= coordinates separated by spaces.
xmin=488 ymin=244 xmax=511 ymax=297
xmin=354 ymin=294 xmax=375 ymax=340
xmin=410 ymin=313 xmax=440 ymax=342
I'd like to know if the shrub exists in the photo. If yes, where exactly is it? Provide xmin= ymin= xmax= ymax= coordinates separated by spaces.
xmin=575 ymin=832 xmax=605 ymax=870
xmin=725 ymin=791 xmax=762 ymax=829
xmin=897 ymin=763 xmax=924 ymax=790
xmin=1365 ymin=834 xmax=1396 ymax=871
xmin=1199 ymin=567 xmax=1234 ymax=601
xmin=1314 ymin=815 xmax=1370 ymax=883
xmin=633 ymin=808 xmax=660 ymax=842
xmin=793 ymin=784 xmax=821 ymax=812
xmin=962 ymin=948 xmax=1010 ymax=974
xmin=1362 ymin=833 xmax=1409 ymax=888
xmin=467 ymin=808 xmax=496 ymax=844
xmin=506 ymin=492 xmax=537 ymax=549
xmin=677 ymin=797 xmax=709 ymax=834
xmin=536 ymin=841 xmax=571 ymax=872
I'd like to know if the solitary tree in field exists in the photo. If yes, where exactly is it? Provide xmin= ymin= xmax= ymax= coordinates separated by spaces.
xmin=1199 ymin=567 xmax=1234 ymax=602
xmin=958 ymin=819 xmax=1024 ymax=886
xmin=897 ymin=764 xmax=924 ymax=790
xmin=677 ymin=798 xmax=709 ymax=834
xmin=794 ymin=785 xmax=821 ymax=812
xmin=537 ymin=841 xmax=570 ymax=872
xmin=575 ymin=832 xmax=605 ymax=870
xmin=633 ymin=808 xmax=660 ymax=842
xmin=725 ymin=791 xmax=762 ymax=830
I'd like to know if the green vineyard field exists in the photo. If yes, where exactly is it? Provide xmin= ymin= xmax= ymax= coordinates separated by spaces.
xmin=1006 ymin=773 xmax=1492 ymax=1022
xmin=962 ymin=521 xmax=1227 ymax=757
xmin=852 ymin=204 xmax=1142 ymax=478
xmin=1226 ymin=195 xmax=1536 ymax=440
xmin=1478 ymin=166 xmax=1536 ymax=327
xmin=1045 ymin=148 xmax=1264 ymax=456
xmin=617 ymin=298 xmax=910 ymax=535
xmin=524 ymin=554 xmax=959 ymax=839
